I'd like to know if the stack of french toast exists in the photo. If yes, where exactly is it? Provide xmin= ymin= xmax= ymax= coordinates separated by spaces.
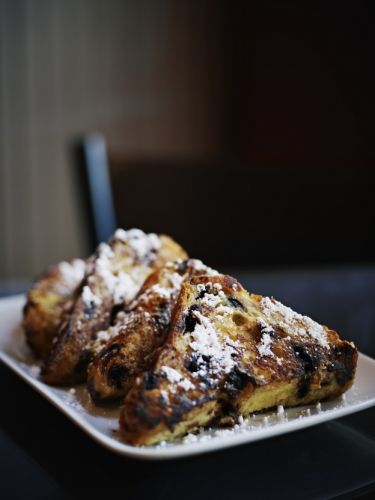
xmin=23 ymin=228 xmax=358 ymax=446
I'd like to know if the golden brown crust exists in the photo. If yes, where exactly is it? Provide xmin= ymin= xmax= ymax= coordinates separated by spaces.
xmin=120 ymin=275 xmax=358 ymax=446
xmin=42 ymin=230 xmax=187 ymax=385
xmin=23 ymin=260 xmax=86 ymax=360
xmin=87 ymin=259 xmax=217 ymax=402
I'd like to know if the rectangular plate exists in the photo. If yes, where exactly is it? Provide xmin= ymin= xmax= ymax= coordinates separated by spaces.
xmin=1 ymin=294 xmax=375 ymax=460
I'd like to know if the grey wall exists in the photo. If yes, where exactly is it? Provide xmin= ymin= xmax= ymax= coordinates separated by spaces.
xmin=0 ymin=0 xmax=225 ymax=282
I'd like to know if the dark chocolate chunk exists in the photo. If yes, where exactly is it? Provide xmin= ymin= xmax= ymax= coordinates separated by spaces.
xmin=293 ymin=345 xmax=316 ymax=374
xmin=75 ymin=348 xmax=91 ymax=373
xmin=225 ymin=365 xmax=256 ymax=396
xmin=108 ymin=364 xmax=128 ymax=388
xmin=186 ymin=353 xmax=211 ymax=373
xmin=297 ymin=374 xmax=311 ymax=398
xmin=195 ymin=288 xmax=208 ymax=300
xmin=228 ymin=297 xmax=245 ymax=310
xmin=332 ymin=344 xmax=357 ymax=386
xmin=84 ymin=301 xmax=96 ymax=317
xmin=176 ymin=259 xmax=189 ymax=273
xmin=259 ymin=322 xmax=275 ymax=337
xmin=143 ymin=372 xmax=159 ymax=390
xmin=186 ymin=355 xmax=199 ymax=373
xmin=184 ymin=304 xmax=201 ymax=333
xmin=218 ymin=400 xmax=237 ymax=424
xmin=293 ymin=345 xmax=317 ymax=398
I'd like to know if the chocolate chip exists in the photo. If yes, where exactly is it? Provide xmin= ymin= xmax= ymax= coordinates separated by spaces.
xmin=225 ymin=365 xmax=255 ymax=396
xmin=293 ymin=345 xmax=317 ymax=398
xmin=110 ymin=304 xmax=123 ymax=325
xmin=108 ymin=364 xmax=128 ymax=388
xmin=332 ymin=344 xmax=357 ymax=386
xmin=195 ymin=288 xmax=207 ymax=300
xmin=176 ymin=259 xmax=189 ymax=273
xmin=293 ymin=345 xmax=316 ymax=374
xmin=259 ymin=323 xmax=275 ymax=337
xmin=186 ymin=356 xmax=199 ymax=373
xmin=143 ymin=372 xmax=159 ymax=390
xmin=297 ymin=375 xmax=310 ymax=398
xmin=186 ymin=353 xmax=211 ymax=373
xmin=228 ymin=297 xmax=245 ymax=309
xmin=75 ymin=349 xmax=91 ymax=373
xmin=184 ymin=304 xmax=201 ymax=332
xmin=84 ymin=302 xmax=96 ymax=317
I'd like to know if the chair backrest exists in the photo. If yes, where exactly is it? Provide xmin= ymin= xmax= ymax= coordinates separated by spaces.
xmin=76 ymin=133 xmax=375 ymax=267
xmin=75 ymin=133 xmax=117 ymax=250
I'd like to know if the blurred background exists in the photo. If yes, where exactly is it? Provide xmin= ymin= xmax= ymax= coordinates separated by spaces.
xmin=1 ymin=0 xmax=374 ymax=287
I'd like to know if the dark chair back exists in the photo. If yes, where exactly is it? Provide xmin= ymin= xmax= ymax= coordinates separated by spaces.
xmin=74 ymin=134 xmax=117 ymax=250
xmin=76 ymin=133 xmax=375 ymax=267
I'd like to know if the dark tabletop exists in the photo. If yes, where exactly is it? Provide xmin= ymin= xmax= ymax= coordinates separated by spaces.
xmin=1 ymin=265 xmax=375 ymax=500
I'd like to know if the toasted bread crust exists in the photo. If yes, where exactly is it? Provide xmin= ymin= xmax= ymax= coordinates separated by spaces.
xmin=42 ymin=230 xmax=187 ymax=385
xmin=87 ymin=259 xmax=217 ymax=402
xmin=120 ymin=275 xmax=358 ymax=445
xmin=23 ymin=260 xmax=86 ymax=359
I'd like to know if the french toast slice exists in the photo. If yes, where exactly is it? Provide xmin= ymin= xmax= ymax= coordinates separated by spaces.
xmin=120 ymin=274 xmax=357 ymax=445
xmin=23 ymin=259 xmax=86 ymax=359
xmin=42 ymin=229 xmax=187 ymax=385
xmin=87 ymin=259 xmax=217 ymax=402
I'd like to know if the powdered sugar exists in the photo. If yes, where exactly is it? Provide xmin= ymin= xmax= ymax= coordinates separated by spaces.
xmin=95 ymin=330 xmax=112 ymax=343
xmin=189 ymin=311 xmax=238 ymax=377
xmin=189 ymin=259 xmax=218 ymax=275
xmin=82 ymin=285 xmax=102 ymax=307
xmin=200 ymin=292 xmax=224 ymax=308
xmin=94 ymin=239 xmax=144 ymax=305
xmin=160 ymin=366 xmax=195 ymax=391
xmin=161 ymin=366 xmax=182 ymax=383
xmin=260 ymin=297 xmax=329 ymax=349
xmin=256 ymin=319 xmax=275 ymax=359
xmin=91 ymin=328 xmax=116 ymax=354
xmin=215 ymin=304 xmax=233 ymax=315
xmin=179 ymin=378 xmax=195 ymax=391
xmin=113 ymin=228 xmax=128 ymax=241
xmin=196 ymin=283 xmax=231 ymax=316
xmin=113 ymin=272 xmax=140 ymax=304
xmin=135 ymin=260 xmax=216 ymax=310
xmin=58 ymin=259 xmax=86 ymax=287
xmin=148 ymin=284 xmax=173 ymax=300
xmin=168 ymin=272 xmax=185 ymax=289
xmin=160 ymin=390 xmax=170 ymax=403
xmin=29 ymin=364 xmax=41 ymax=378
xmin=95 ymin=243 xmax=117 ymax=291
xmin=258 ymin=333 xmax=274 ymax=357
xmin=114 ymin=228 xmax=161 ymax=261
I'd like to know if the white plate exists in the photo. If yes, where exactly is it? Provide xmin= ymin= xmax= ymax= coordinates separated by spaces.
xmin=1 ymin=294 xmax=375 ymax=460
